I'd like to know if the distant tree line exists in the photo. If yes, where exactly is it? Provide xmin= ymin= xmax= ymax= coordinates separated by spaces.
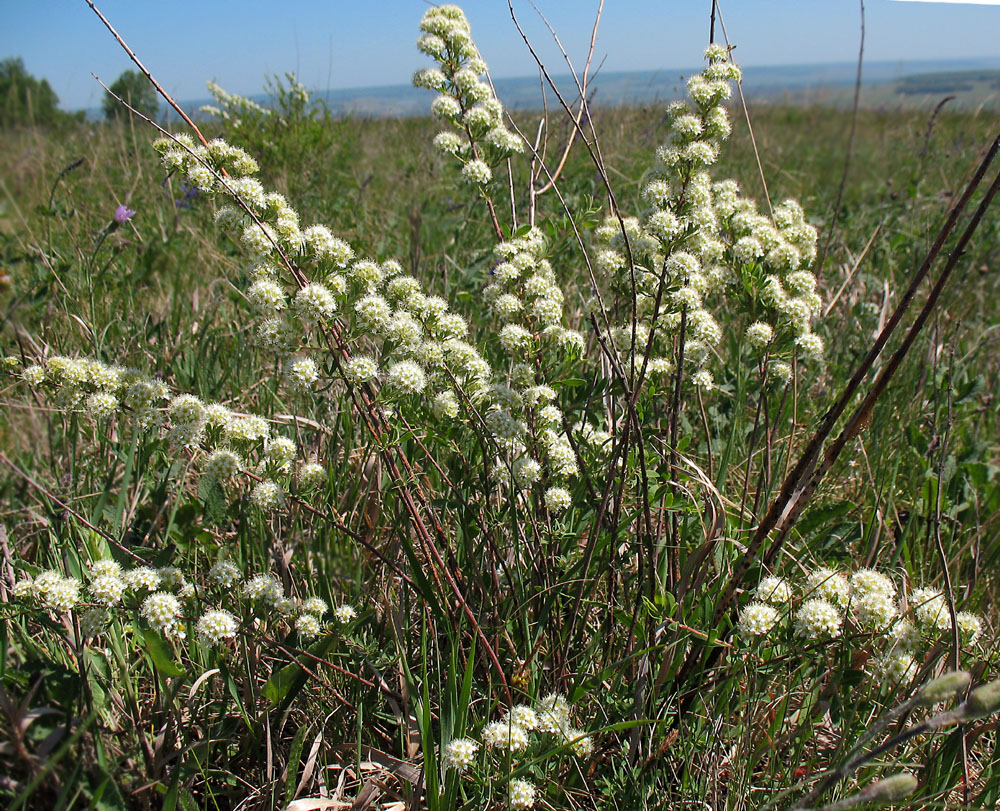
xmin=102 ymin=69 xmax=160 ymax=121
xmin=1 ymin=58 xmax=159 ymax=128
xmin=898 ymin=70 xmax=1000 ymax=96
xmin=0 ymin=57 xmax=82 ymax=128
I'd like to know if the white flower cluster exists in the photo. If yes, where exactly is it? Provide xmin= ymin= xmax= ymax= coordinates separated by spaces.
xmin=13 ymin=556 xmax=348 ymax=647
xmin=200 ymin=80 xmax=271 ymax=128
xmin=156 ymin=131 xmax=602 ymax=510
xmin=476 ymin=229 xmax=605 ymax=505
xmin=442 ymin=691 xmax=592 ymax=785
xmin=736 ymin=566 xmax=986 ymax=683
xmin=592 ymin=44 xmax=823 ymax=392
xmin=412 ymin=5 xmax=524 ymax=181
xmin=20 ymin=355 xmax=327 ymax=513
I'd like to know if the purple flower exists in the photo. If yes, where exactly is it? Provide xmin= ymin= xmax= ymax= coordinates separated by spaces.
xmin=175 ymin=184 xmax=199 ymax=209
xmin=113 ymin=205 xmax=136 ymax=225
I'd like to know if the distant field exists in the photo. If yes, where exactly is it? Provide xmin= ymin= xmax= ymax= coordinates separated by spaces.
xmin=161 ymin=58 xmax=1000 ymax=122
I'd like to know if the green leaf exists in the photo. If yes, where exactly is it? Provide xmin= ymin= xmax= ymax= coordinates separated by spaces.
xmin=263 ymin=636 xmax=334 ymax=710
xmin=198 ymin=476 xmax=229 ymax=526
xmin=136 ymin=627 xmax=187 ymax=678
xmin=795 ymin=501 xmax=852 ymax=539
xmin=283 ymin=724 xmax=309 ymax=803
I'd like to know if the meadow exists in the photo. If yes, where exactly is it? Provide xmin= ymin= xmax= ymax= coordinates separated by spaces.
xmin=2 ymin=6 xmax=1000 ymax=809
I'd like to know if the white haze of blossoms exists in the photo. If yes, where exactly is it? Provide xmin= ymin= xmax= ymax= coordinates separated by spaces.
xmin=18 ymin=355 xmax=317 ymax=506
xmin=334 ymin=604 xmax=358 ymax=624
xmin=509 ymin=780 xmax=536 ymax=810
xmin=142 ymin=592 xmax=184 ymax=638
xmin=482 ymin=720 xmax=530 ymax=751
xmin=157 ymin=121 xmax=589 ymax=503
xmin=591 ymin=43 xmax=823 ymax=395
xmin=13 ymin=552 xmax=345 ymax=651
xmin=735 ymin=566 xmax=986 ymax=686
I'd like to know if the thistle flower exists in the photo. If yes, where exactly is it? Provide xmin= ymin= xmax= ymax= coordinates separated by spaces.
xmin=113 ymin=204 xmax=136 ymax=225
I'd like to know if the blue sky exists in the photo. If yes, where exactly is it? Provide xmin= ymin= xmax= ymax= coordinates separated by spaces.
xmin=2 ymin=1 xmax=998 ymax=111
